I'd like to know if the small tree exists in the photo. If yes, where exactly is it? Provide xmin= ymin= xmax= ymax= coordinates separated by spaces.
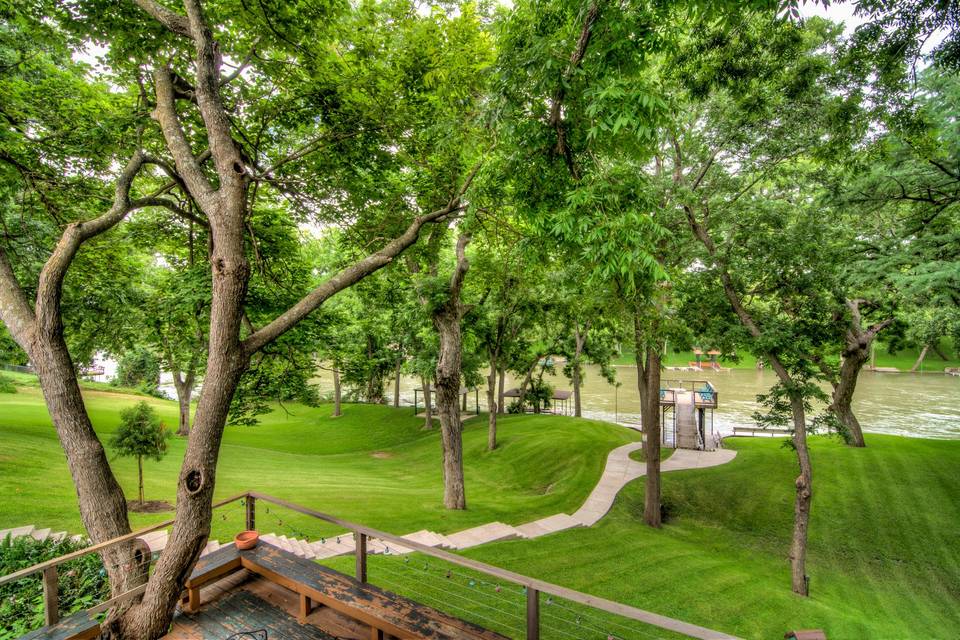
xmin=110 ymin=402 xmax=170 ymax=506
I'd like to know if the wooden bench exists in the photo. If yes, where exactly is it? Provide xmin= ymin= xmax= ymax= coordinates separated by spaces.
xmin=186 ymin=540 xmax=507 ymax=640
xmin=19 ymin=611 xmax=99 ymax=640
xmin=242 ymin=542 xmax=507 ymax=640
xmin=731 ymin=427 xmax=792 ymax=437
xmin=183 ymin=542 xmax=243 ymax=612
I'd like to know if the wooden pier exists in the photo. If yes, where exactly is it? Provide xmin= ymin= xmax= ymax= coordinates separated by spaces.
xmin=659 ymin=380 xmax=718 ymax=451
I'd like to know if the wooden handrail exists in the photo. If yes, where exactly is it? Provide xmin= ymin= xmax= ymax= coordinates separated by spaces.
xmin=247 ymin=491 xmax=741 ymax=640
xmin=0 ymin=492 xmax=247 ymax=587
xmin=4 ymin=490 xmax=740 ymax=640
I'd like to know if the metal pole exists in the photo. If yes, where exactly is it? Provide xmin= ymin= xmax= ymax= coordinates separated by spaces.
xmin=43 ymin=566 xmax=59 ymax=626
xmin=245 ymin=496 xmax=256 ymax=531
xmin=526 ymin=587 xmax=540 ymax=639
xmin=355 ymin=532 xmax=367 ymax=583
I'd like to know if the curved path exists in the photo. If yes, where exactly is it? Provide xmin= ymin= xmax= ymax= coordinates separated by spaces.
xmin=0 ymin=441 xmax=738 ymax=558
xmin=570 ymin=443 xmax=736 ymax=526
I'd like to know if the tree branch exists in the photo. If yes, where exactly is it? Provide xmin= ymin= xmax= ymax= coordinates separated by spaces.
xmin=152 ymin=67 xmax=216 ymax=205
xmin=0 ymin=245 xmax=37 ymax=351
xmin=132 ymin=0 xmax=191 ymax=37
xmin=35 ymin=151 xmax=151 ymax=333
xmin=242 ymin=164 xmax=480 ymax=355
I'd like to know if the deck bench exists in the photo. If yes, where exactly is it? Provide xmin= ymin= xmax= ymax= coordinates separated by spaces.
xmin=19 ymin=611 xmax=99 ymax=640
xmin=243 ymin=542 xmax=507 ymax=640
xmin=185 ymin=540 xmax=507 ymax=640
xmin=183 ymin=542 xmax=243 ymax=612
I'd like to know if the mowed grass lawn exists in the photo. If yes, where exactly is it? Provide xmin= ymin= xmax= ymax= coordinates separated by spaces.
xmin=454 ymin=435 xmax=960 ymax=639
xmin=3 ymin=376 xmax=959 ymax=638
xmin=0 ymin=380 xmax=638 ymax=541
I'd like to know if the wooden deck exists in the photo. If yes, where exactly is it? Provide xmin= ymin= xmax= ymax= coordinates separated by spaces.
xmin=168 ymin=541 xmax=507 ymax=640
xmin=166 ymin=586 xmax=338 ymax=640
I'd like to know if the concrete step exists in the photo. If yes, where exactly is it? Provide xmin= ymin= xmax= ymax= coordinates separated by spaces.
xmin=0 ymin=525 xmax=35 ymax=541
xmin=515 ymin=513 xmax=582 ymax=539
xmin=445 ymin=522 xmax=521 ymax=550
xmin=49 ymin=531 xmax=68 ymax=543
xmin=30 ymin=528 xmax=51 ymax=542
xmin=200 ymin=540 xmax=221 ymax=557
xmin=137 ymin=530 xmax=169 ymax=553
xmin=402 ymin=529 xmax=454 ymax=549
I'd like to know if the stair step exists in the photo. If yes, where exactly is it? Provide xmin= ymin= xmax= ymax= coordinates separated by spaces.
xmin=49 ymin=531 xmax=68 ymax=543
xmin=445 ymin=522 xmax=520 ymax=550
xmin=30 ymin=528 xmax=51 ymax=542
xmin=0 ymin=525 xmax=34 ymax=541
xmin=402 ymin=530 xmax=454 ymax=549
xmin=137 ymin=530 xmax=169 ymax=553
xmin=516 ymin=514 xmax=582 ymax=539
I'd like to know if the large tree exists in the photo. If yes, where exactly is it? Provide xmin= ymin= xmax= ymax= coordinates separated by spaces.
xmin=0 ymin=1 xmax=481 ymax=636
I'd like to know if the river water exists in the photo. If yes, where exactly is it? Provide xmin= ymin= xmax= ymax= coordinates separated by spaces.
xmin=314 ymin=365 xmax=960 ymax=439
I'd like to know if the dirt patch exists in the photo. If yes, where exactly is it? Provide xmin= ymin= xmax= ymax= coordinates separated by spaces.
xmin=371 ymin=451 xmax=394 ymax=459
xmin=127 ymin=500 xmax=174 ymax=513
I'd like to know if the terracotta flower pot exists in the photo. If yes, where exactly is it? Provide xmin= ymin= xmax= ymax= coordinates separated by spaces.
xmin=234 ymin=530 xmax=259 ymax=550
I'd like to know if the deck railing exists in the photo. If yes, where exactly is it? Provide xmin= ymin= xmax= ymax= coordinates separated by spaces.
xmin=2 ymin=491 xmax=741 ymax=640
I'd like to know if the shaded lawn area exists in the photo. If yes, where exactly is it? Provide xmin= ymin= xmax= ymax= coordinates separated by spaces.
xmin=0 ymin=383 xmax=638 ymax=541
xmin=450 ymin=435 xmax=960 ymax=639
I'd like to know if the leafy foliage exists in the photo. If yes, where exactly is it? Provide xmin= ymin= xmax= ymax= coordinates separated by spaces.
xmin=0 ymin=535 xmax=108 ymax=639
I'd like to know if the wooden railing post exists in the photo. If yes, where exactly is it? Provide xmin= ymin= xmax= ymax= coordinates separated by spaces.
xmin=526 ymin=587 xmax=539 ymax=640
xmin=355 ymin=532 xmax=367 ymax=582
xmin=42 ymin=565 xmax=59 ymax=626
xmin=245 ymin=495 xmax=256 ymax=531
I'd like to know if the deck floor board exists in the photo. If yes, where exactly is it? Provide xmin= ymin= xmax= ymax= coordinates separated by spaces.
xmin=167 ymin=589 xmax=337 ymax=640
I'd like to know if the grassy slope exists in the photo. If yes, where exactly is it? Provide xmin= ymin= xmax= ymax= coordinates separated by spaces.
xmin=0 ymin=382 xmax=638 ymax=541
xmin=456 ymin=435 xmax=960 ymax=639
xmin=612 ymin=338 xmax=960 ymax=370
xmin=3 ymin=377 xmax=958 ymax=638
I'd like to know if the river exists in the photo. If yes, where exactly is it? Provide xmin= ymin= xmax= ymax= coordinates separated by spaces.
xmin=313 ymin=365 xmax=960 ymax=439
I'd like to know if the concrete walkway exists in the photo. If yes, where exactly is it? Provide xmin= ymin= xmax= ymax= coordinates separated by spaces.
xmin=572 ymin=442 xmax=737 ymax=525
xmin=2 ymin=440 xmax=737 ymax=560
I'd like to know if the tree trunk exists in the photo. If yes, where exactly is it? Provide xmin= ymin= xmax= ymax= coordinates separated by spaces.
xmin=393 ymin=356 xmax=402 ymax=408
xmin=435 ymin=312 xmax=466 ymax=509
xmin=137 ymin=455 xmax=144 ymax=506
xmin=487 ymin=356 xmax=498 ymax=451
xmin=333 ymin=368 xmax=342 ymax=417
xmin=517 ymin=359 xmax=538 ymax=411
xmin=911 ymin=344 xmax=930 ymax=372
xmin=787 ymin=392 xmax=812 ymax=597
xmin=431 ymin=233 xmax=470 ymax=510
xmin=171 ymin=370 xmax=194 ymax=437
xmin=572 ymin=327 xmax=585 ymax=418
xmin=685 ymin=207 xmax=812 ymax=596
xmin=932 ymin=342 xmax=950 ymax=361
xmin=634 ymin=314 xmax=662 ymax=528
xmin=497 ymin=368 xmax=505 ymax=414
xmin=833 ymin=349 xmax=867 ymax=447
xmin=422 ymin=376 xmax=433 ymax=429
xmin=31 ymin=340 xmax=145 ymax=599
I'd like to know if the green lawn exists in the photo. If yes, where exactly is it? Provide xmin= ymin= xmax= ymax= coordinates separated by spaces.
xmin=0 ymin=381 xmax=638 ymax=541
xmin=446 ymin=435 xmax=960 ymax=639
xmin=612 ymin=338 xmax=960 ymax=371
xmin=2 ymin=378 xmax=958 ymax=639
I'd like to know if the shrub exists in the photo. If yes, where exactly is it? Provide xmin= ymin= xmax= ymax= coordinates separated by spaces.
xmin=0 ymin=374 xmax=15 ymax=394
xmin=0 ymin=535 xmax=108 ymax=638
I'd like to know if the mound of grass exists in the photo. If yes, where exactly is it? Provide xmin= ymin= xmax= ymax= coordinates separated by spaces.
xmin=0 ymin=385 xmax=638 ymax=540
xmin=456 ymin=435 xmax=960 ymax=639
